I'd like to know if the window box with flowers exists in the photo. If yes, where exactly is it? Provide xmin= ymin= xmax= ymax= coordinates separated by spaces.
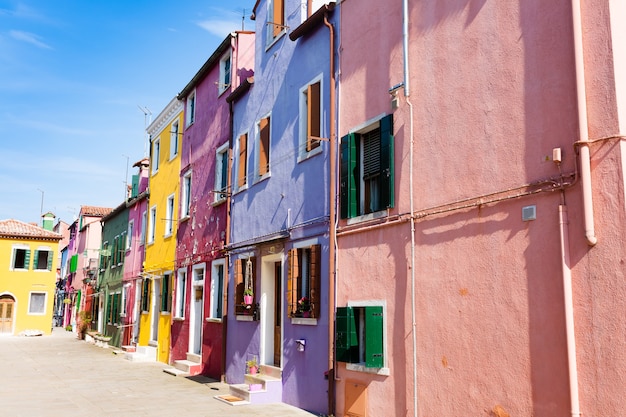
xmin=287 ymin=244 xmax=321 ymax=325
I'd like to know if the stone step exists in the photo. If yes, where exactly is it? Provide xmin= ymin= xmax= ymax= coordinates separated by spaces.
xmin=163 ymin=367 xmax=190 ymax=377
xmin=174 ymin=359 xmax=202 ymax=373
xmin=186 ymin=353 xmax=201 ymax=363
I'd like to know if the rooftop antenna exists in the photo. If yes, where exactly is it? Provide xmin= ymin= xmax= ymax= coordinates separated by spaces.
xmin=242 ymin=8 xmax=246 ymax=30
xmin=122 ymin=154 xmax=130 ymax=201
xmin=137 ymin=105 xmax=152 ymax=157
xmin=37 ymin=188 xmax=44 ymax=221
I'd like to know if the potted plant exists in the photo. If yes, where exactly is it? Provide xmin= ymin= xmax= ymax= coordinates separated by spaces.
xmin=77 ymin=310 xmax=91 ymax=340
xmin=243 ymin=288 xmax=254 ymax=305
xmin=297 ymin=296 xmax=312 ymax=318
xmin=246 ymin=356 xmax=259 ymax=375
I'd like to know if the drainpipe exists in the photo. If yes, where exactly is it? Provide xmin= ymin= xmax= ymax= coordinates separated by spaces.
xmin=559 ymin=204 xmax=581 ymax=417
xmin=571 ymin=0 xmax=597 ymax=246
xmin=323 ymin=11 xmax=337 ymax=416
xmin=401 ymin=0 xmax=419 ymax=416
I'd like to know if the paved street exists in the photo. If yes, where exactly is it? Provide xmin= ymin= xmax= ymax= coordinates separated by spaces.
xmin=0 ymin=328 xmax=318 ymax=417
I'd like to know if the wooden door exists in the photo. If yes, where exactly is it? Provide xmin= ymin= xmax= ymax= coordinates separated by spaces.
xmin=273 ymin=262 xmax=282 ymax=366
xmin=0 ymin=297 xmax=15 ymax=334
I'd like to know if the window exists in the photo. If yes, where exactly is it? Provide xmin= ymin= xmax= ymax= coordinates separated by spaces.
xmin=148 ymin=206 xmax=157 ymax=243
xmin=236 ymin=133 xmax=248 ymax=190
xmin=181 ymin=171 xmax=192 ymax=218
xmin=141 ymin=210 xmax=147 ymax=245
xmin=299 ymin=77 xmax=322 ymax=158
xmin=107 ymin=291 xmax=121 ymax=325
xmin=12 ymin=247 xmax=30 ymax=270
xmin=121 ymin=284 xmax=129 ymax=316
xmin=186 ymin=91 xmax=196 ymax=127
xmin=210 ymin=260 xmax=225 ymax=319
xmin=152 ymin=138 xmax=160 ymax=174
xmin=170 ymin=121 xmax=179 ymax=160
xmin=340 ymin=114 xmax=394 ymax=219
xmin=219 ymin=52 xmax=231 ymax=94
xmin=160 ymin=273 xmax=172 ymax=312
xmin=299 ymin=0 xmax=331 ymax=22
xmin=28 ymin=292 xmax=46 ymax=315
xmin=267 ymin=0 xmax=285 ymax=42
xmin=119 ymin=232 xmax=126 ymax=265
xmin=234 ymin=257 xmax=256 ymax=315
xmin=33 ymin=248 xmax=53 ymax=271
xmin=337 ymin=304 xmax=386 ymax=371
xmin=126 ymin=220 xmax=134 ymax=250
xmin=287 ymin=245 xmax=321 ymax=318
xmin=193 ymin=265 xmax=204 ymax=282
xmin=100 ymin=242 xmax=110 ymax=270
xmin=141 ymin=279 xmax=151 ymax=312
xmin=165 ymin=194 xmax=174 ymax=236
xmin=215 ymin=142 xmax=229 ymax=202
xmin=257 ymin=116 xmax=271 ymax=179
xmin=175 ymin=269 xmax=187 ymax=319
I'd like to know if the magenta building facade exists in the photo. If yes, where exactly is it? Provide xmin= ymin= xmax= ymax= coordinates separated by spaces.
xmin=173 ymin=31 xmax=255 ymax=379
xmin=334 ymin=1 xmax=626 ymax=417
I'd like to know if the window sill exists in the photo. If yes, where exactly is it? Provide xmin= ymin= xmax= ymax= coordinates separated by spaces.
xmin=297 ymin=145 xmax=323 ymax=163
xmin=290 ymin=317 xmax=317 ymax=326
xmin=233 ymin=184 xmax=248 ymax=196
xmin=163 ymin=233 xmax=173 ymax=239
xmin=265 ymin=30 xmax=286 ymax=52
xmin=346 ymin=363 xmax=390 ymax=376
xmin=205 ymin=317 xmax=222 ymax=323
xmin=254 ymin=173 xmax=271 ymax=186
xmin=180 ymin=215 xmax=190 ymax=223
xmin=346 ymin=210 xmax=388 ymax=226
xmin=236 ymin=314 xmax=254 ymax=322
xmin=173 ymin=317 xmax=185 ymax=322
xmin=160 ymin=311 xmax=170 ymax=316
xmin=211 ymin=198 xmax=227 ymax=207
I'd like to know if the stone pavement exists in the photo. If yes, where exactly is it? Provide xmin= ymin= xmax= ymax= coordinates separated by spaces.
xmin=0 ymin=328 xmax=319 ymax=417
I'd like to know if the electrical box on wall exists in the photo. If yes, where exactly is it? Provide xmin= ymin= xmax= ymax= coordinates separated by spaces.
xmin=522 ymin=205 xmax=536 ymax=221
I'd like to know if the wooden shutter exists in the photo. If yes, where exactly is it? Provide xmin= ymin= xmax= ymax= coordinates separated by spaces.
xmin=238 ymin=134 xmax=247 ymax=187
xmin=47 ymin=251 xmax=53 ymax=271
xmin=259 ymin=117 xmax=270 ymax=176
xmin=23 ymin=249 xmax=31 ymax=270
xmin=379 ymin=114 xmax=394 ymax=210
xmin=309 ymin=244 xmax=321 ymax=318
xmin=365 ymin=306 xmax=384 ymax=367
xmin=307 ymin=82 xmax=321 ymax=152
xmin=131 ymin=174 xmax=139 ymax=198
xmin=33 ymin=250 xmax=39 ymax=270
xmin=273 ymin=0 xmax=284 ymax=37
xmin=234 ymin=259 xmax=244 ymax=314
xmin=287 ymin=249 xmax=299 ymax=317
xmin=340 ymin=133 xmax=358 ymax=219
xmin=336 ymin=307 xmax=358 ymax=363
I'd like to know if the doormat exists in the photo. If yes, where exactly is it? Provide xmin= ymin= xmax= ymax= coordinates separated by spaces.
xmin=214 ymin=395 xmax=250 ymax=406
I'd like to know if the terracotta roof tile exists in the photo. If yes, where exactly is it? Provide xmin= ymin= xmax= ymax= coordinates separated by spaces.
xmin=79 ymin=206 xmax=113 ymax=217
xmin=0 ymin=219 xmax=62 ymax=240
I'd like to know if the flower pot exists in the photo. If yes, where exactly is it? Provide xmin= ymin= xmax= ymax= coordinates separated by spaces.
xmin=302 ymin=311 xmax=311 ymax=318
xmin=249 ymin=365 xmax=258 ymax=375
xmin=244 ymin=295 xmax=253 ymax=305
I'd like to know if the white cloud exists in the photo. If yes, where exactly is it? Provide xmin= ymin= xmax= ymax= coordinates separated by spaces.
xmin=196 ymin=19 xmax=242 ymax=38
xmin=9 ymin=30 xmax=53 ymax=50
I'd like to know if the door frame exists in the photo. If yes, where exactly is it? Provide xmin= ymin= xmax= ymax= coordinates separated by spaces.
xmin=259 ymin=252 xmax=283 ymax=367
xmin=0 ymin=294 xmax=16 ymax=335
xmin=189 ymin=263 xmax=206 ymax=355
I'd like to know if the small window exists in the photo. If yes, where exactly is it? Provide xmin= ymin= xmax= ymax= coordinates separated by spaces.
xmin=33 ymin=249 xmax=52 ymax=271
xmin=287 ymin=245 xmax=321 ymax=318
xmin=340 ymin=114 xmax=395 ymax=219
xmin=107 ymin=292 xmax=121 ymax=325
xmin=100 ymin=242 xmax=110 ymax=270
xmin=175 ymin=269 xmax=187 ymax=319
xmin=219 ymin=53 xmax=232 ymax=94
xmin=210 ymin=260 xmax=225 ymax=319
xmin=126 ymin=220 xmax=134 ymax=251
xmin=267 ymin=0 xmax=285 ymax=42
xmin=12 ymin=247 xmax=30 ymax=270
xmin=214 ymin=142 xmax=229 ymax=202
xmin=193 ymin=265 xmax=205 ymax=282
xmin=165 ymin=194 xmax=175 ymax=236
xmin=336 ymin=305 xmax=385 ymax=369
xmin=257 ymin=116 xmax=271 ymax=178
xmin=28 ymin=292 xmax=46 ymax=315
xmin=161 ymin=273 xmax=172 ymax=312
xmin=234 ymin=257 xmax=256 ymax=315
xmin=152 ymin=138 xmax=160 ymax=174
xmin=148 ymin=206 xmax=157 ymax=243
xmin=170 ymin=121 xmax=180 ymax=160
xmin=141 ymin=210 xmax=147 ymax=245
xmin=121 ymin=285 xmax=129 ymax=316
xmin=141 ymin=279 xmax=151 ymax=312
xmin=299 ymin=77 xmax=322 ymax=158
xmin=186 ymin=91 xmax=196 ymax=127
xmin=181 ymin=171 xmax=192 ymax=218
xmin=236 ymin=133 xmax=248 ymax=190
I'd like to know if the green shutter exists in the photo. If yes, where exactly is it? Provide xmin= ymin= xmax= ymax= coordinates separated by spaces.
xmin=131 ymin=174 xmax=139 ymax=198
xmin=47 ymin=251 xmax=53 ymax=271
xmin=364 ymin=306 xmax=384 ymax=368
xmin=70 ymin=254 xmax=78 ymax=273
xmin=24 ymin=249 xmax=31 ymax=270
xmin=33 ymin=250 xmax=39 ymax=270
xmin=336 ymin=307 xmax=359 ymax=363
xmin=379 ymin=114 xmax=394 ymax=210
xmin=340 ymin=133 xmax=358 ymax=219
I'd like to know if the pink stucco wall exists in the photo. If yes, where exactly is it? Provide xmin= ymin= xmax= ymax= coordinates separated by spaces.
xmin=336 ymin=1 xmax=626 ymax=416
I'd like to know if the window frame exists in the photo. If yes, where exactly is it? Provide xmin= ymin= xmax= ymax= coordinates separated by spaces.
xmin=256 ymin=115 xmax=271 ymax=181
xmin=33 ymin=247 xmax=53 ymax=271
xmin=298 ymin=75 xmax=324 ymax=161
xmin=170 ymin=120 xmax=180 ymax=160
xmin=186 ymin=90 xmax=196 ymax=127
xmin=165 ymin=194 xmax=175 ymax=237
xmin=141 ymin=279 xmax=151 ymax=313
xmin=287 ymin=242 xmax=321 ymax=322
xmin=148 ymin=206 xmax=157 ymax=244
xmin=126 ymin=220 xmax=134 ymax=251
xmin=266 ymin=0 xmax=286 ymax=48
xmin=152 ymin=138 xmax=160 ymax=174
xmin=214 ymin=142 xmax=229 ymax=203
xmin=235 ymin=132 xmax=248 ymax=192
xmin=340 ymin=114 xmax=394 ymax=220
xmin=209 ymin=259 xmax=226 ymax=321
xmin=174 ymin=268 xmax=187 ymax=319
xmin=181 ymin=170 xmax=192 ymax=219
xmin=234 ymin=255 xmax=256 ymax=316
xmin=160 ymin=272 xmax=172 ymax=313
xmin=219 ymin=52 xmax=232 ymax=95
xmin=28 ymin=291 xmax=47 ymax=315
xmin=11 ymin=245 xmax=30 ymax=271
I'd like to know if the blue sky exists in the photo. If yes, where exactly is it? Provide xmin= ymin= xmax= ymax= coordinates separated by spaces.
xmin=0 ymin=0 xmax=253 ymax=226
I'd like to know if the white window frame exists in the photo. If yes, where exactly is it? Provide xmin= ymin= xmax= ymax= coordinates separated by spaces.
xmin=121 ymin=283 xmax=130 ymax=317
xmin=165 ymin=194 xmax=175 ymax=237
xmin=181 ymin=170 xmax=192 ymax=219
xmin=11 ymin=244 xmax=30 ymax=271
xmin=186 ymin=90 xmax=196 ymax=127
xmin=345 ymin=300 xmax=390 ymax=376
xmin=28 ymin=291 xmax=47 ymax=315
xmin=219 ymin=52 xmax=232 ymax=95
xmin=33 ymin=246 xmax=53 ymax=271
xmin=170 ymin=120 xmax=180 ymax=160
xmin=141 ymin=210 xmax=147 ymax=245
xmin=266 ymin=0 xmax=286 ymax=49
xmin=209 ymin=259 xmax=226 ymax=321
xmin=298 ymin=74 xmax=324 ymax=162
xmin=234 ymin=131 xmax=249 ymax=193
xmin=148 ymin=205 xmax=157 ymax=244
xmin=152 ymin=138 xmax=160 ymax=174
xmin=214 ymin=142 xmax=229 ymax=203
xmin=174 ymin=269 xmax=187 ymax=319
xmin=126 ymin=220 xmax=134 ymax=251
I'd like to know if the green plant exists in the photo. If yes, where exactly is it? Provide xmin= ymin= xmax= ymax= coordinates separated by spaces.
xmin=244 ymin=288 xmax=253 ymax=296
xmin=246 ymin=356 xmax=259 ymax=374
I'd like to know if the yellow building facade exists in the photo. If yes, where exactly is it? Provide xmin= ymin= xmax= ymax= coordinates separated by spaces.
xmin=0 ymin=219 xmax=61 ymax=336
xmin=139 ymin=98 xmax=183 ymax=363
